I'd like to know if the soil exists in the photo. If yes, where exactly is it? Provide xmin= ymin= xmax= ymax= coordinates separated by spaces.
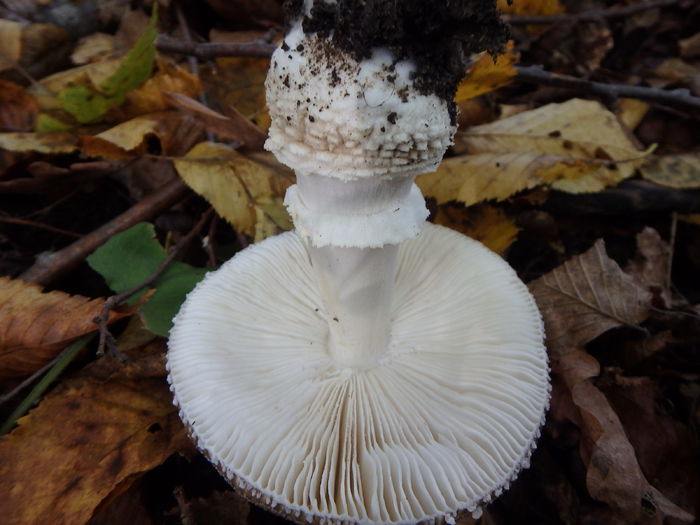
xmin=284 ymin=0 xmax=509 ymax=119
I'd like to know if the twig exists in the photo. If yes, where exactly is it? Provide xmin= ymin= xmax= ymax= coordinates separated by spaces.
xmin=19 ymin=177 xmax=190 ymax=286
xmin=93 ymin=208 xmax=214 ymax=357
xmin=504 ymin=0 xmax=685 ymax=25
xmin=515 ymin=65 xmax=700 ymax=114
xmin=0 ymin=216 xmax=83 ymax=238
xmin=156 ymin=35 xmax=276 ymax=59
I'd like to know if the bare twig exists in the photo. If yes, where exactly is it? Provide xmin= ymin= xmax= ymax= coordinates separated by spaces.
xmin=93 ymin=208 xmax=214 ymax=357
xmin=515 ymin=65 xmax=700 ymax=114
xmin=504 ymin=0 xmax=685 ymax=25
xmin=19 ymin=178 xmax=190 ymax=286
xmin=156 ymin=35 xmax=276 ymax=59
xmin=0 ymin=216 xmax=83 ymax=238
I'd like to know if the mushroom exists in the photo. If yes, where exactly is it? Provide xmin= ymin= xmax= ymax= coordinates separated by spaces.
xmin=168 ymin=1 xmax=549 ymax=523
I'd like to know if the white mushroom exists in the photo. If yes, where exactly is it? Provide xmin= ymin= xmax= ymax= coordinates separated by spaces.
xmin=168 ymin=1 xmax=549 ymax=523
xmin=167 ymin=224 xmax=549 ymax=524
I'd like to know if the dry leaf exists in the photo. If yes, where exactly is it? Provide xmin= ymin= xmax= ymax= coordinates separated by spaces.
xmin=0 ymin=131 xmax=78 ymax=154
xmin=0 ymin=19 xmax=23 ymax=72
xmin=0 ymin=80 xmax=39 ymax=132
xmin=455 ymin=42 xmax=517 ymax=103
xmin=80 ymin=112 xmax=203 ymax=159
xmin=625 ymin=227 xmax=672 ymax=307
xmin=529 ymin=239 xmax=652 ymax=356
xmin=0 ymin=277 xmax=135 ymax=378
xmin=497 ymin=0 xmax=563 ymax=15
xmin=617 ymin=98 xmax=650 ymax=132
xmin=71 ymin=33 xmax=116 ymax=65
xmin=0 ymin=341 xmax=192 ymax=524
xmin=418 ymin=99 xmax=647 ymax=206
xmin=201 ymin=57 xmax=271 ymax=131
xmin=555 ymin=353 xmax=694 ymax=523
xmin=432 ymin=204 xmax=520 ymax=255
xmin=174 ymin=142 xmax=294 ymax=241
xmin=166 ymin=92 xmax=267 ymax=150
xmin=640 ymin=154 xmax=700 ymax=189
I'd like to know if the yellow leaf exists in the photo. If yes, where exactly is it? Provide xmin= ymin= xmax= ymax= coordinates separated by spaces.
xmin=0 ymin=19 xmax=22 ymax=72
xmin=498 ymin=0 xmax=564 ymax=15
xmin=433 ymin=204 xmax=520 ymax=255
xmin=0 ymin=131 xmax=78 ymax=154
xmin=0 ymin=341 xmax=190 ymax=524
xmin=640 ymin=154 xmax=700 ymax=189
xmin=80 ymin=111 xmax=202 ymax=159
xmin=418 ymin=99 xmax=647 ymax=206
xmin=174 ymin=142 xmax=294 ymax=241
xmin=455 ymin=42 xmax=517 ymax=103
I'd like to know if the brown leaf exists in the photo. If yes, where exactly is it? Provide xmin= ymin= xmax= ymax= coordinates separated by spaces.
xmin=529 ymin=239 xmax=652 ymax=355
xmin=625 ymin=227 xmax=672 ymax=307
xmin=166 ymin=92 xmax=267 ymax=151
xmin=0 ymin=341 xmax=192 ymax=524
xmin=0 ymin=80 xmax=39 ymax=132
xmin=555 ymin=353 xmax=694 ymax=523
xmin=0 ymin=277 xmax=135 ymax=378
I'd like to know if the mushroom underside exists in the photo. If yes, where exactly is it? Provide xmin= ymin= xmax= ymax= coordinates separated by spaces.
xmin=167 ymin=223 xmax=550 ymax=525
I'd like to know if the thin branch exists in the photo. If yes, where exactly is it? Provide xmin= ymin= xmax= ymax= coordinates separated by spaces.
xmin=93 ymin=208 xmax=214 ymax=357
xmin=0 ymin=216 xmax=83 ymax=238
xmin=19 ymin=177 xmax=190 ymax=286
xmin=515 ymin=65 xmax=700 ymax=114
xmin=504 ymin=0 xmax=685 ymax=25
xmin=156 ymin=35 xmax=276 ymax=59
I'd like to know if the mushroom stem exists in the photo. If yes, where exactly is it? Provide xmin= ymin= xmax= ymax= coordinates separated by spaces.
xmin=309 ymin=243 xmax=397 ymax=367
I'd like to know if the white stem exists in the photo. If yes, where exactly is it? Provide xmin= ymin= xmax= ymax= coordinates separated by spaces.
xmin=309 ymin=243 xmax=397 ymax=368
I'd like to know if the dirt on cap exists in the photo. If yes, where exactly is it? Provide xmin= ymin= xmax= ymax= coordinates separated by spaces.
xmin=283 ymin=0 xmax=510 ymax=119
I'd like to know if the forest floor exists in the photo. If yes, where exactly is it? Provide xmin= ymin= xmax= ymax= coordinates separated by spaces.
xmin=0 ymin=0 xmax=699 ymax=524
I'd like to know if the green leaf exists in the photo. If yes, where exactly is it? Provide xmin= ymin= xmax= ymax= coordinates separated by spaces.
xmin=35 ymin=113 xmax=74 ymax=132
xmin=87 ymin=222 xmax=209 ymax=337
xmin=56 ymin=5 xmax=158 ymax=124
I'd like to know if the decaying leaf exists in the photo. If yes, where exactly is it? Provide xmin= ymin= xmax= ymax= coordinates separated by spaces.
xmin=80 ymin=111 xmax=203 ymax=159
xmin=0 ymin=19 xmax=23 ymax=72
xmin=201 ymin=57 xmax=271 ymax=131
xmin=432 ymin=204 xmax=520 ymax=255
xmin=0 ymin=277 xmax=136 ymax=378
xmin=174 ymin=142 xmax=294 ymax=241
xmin=418 ymin=99 xmax=648 ymax=206
xmin=497 ymin=0 xmax=563 ymax=15
xmin=456 ymin=41 xmax=517 ymax=103
xmin=0 ymin=81 xmax=39 ymax=132
xmin=555 ymin=352 xmax=694 ymax=523
xmin=0 ymin=131 xmax=78 ymax=154
xmin=625 ymin=227 xmax=672 ymax=307
xmin=0 ymin=341 xmax=192 ymax=524
xmin=640 ymin=154 xmax=700 ymax=189
xmin=529 ymin=239 xmax=652 ymax=355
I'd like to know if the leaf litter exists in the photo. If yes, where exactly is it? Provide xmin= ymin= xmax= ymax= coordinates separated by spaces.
xmin=0 ymin=0 xmax=699 ymax=523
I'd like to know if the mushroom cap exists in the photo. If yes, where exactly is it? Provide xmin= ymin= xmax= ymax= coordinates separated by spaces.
xmin=265 ymin=23 xmax=455 ymax=181
xmin=167 ymin=224 xmax=549 ymax=524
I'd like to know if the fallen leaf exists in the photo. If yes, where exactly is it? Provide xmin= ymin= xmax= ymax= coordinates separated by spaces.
xmin=174 ymin=142 xmax=294 ymax=241
xmin=497 ymin=0 xmax=563 ymax=16
xmin=0 ymin=80 xmax=38 ymax=132
xmin=679 ymin=32 xmax=700 ymax=58
xmin=0 ymin=19 xmax=23 ymax=72
xmin=166 ymin=92 xmax=266 ymax=150
xmin=0 ymin=277 xmax=135 ymax=378
xmin=201 ymin=57 xmax=271 ymax=131
xmin=174 ymin=490 xmax=251 ymax=525
xmin=432 ymin=204 xmax=520 ymax=255
xmin=617 ymin=98 xmax=650 ymax=132
xmin=529 ymin=239 xmax=652 ymax=355
xmin=455 ymin=41 xmax=517 ymax=103
xmin=0 ymin=341 xmax=192 ymax=524
xmin=0 ymin=131 xmax=78 ymax=154
xmin=556 ymin=352 xmax=694 ymax=523
xmin=640 ymin=154 xmax=700 ymax=189
xmin=625 ymin=227 xmax=672 ymax=307
xmin=71 ymin=33 xmax=116 ymax=65
xmin=80 ymin=112 xmax=203 ymax=159
xmin=87 ymin=222 xmax=209 ymax=337
xmin=418 ymin=99 xmax=647 ymax=206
